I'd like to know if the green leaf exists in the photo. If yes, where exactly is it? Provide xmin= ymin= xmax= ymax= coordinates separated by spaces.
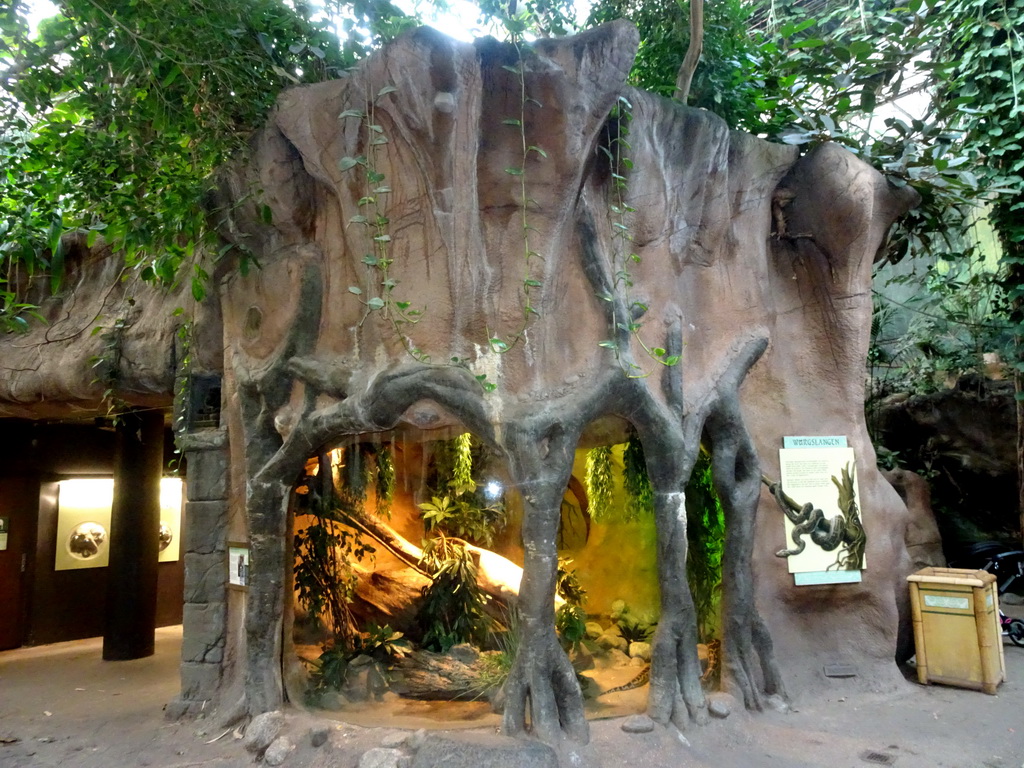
xmin=348 ymin=286 xmax=363 ymax=295
xmin=791 ymin=39 xmax=826 ymax=49
xmin=339 ymin=109 xmax=365 ymax=119
xmin=338 ymin=156 xmax=364 ymax=172
xmin=502 ymin=118 xmax=522 ymax=126
xmin=161 ymin=66 xmax=181 ymax=88
xmin=504 ymin=167 xmax=524 ymax=176
xmin=367 ymin=297 xmax=386 ymax=310
xmin=598 ymin=340 xmax=618 ymax=349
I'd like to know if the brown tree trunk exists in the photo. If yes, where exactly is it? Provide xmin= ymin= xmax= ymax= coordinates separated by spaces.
xmin=674 ymin=0 xmax=704 ymax=104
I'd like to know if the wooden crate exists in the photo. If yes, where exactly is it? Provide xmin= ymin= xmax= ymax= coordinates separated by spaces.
xmin=907 ymin=567 xmax=1005 ymax=694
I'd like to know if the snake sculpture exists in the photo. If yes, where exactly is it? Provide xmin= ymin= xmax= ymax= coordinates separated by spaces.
xmin=765 ymin=462 xmax=866 ymax=571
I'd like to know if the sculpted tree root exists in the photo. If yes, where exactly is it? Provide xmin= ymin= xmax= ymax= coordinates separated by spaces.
xmin=709 ymin=396 xmax=787 ymax=709
xmin=502 ymin=624 xmax=588 ymax=743
xmin=500 ymin=422 xmax=590 ymax=743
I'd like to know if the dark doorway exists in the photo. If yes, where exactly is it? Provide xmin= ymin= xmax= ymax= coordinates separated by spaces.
xmin=0 ymin=477 xmax=38 ymax=650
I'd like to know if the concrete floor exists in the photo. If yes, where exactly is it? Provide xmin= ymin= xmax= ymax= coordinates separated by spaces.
xmin=2 ymin=623 xmax=1024 ymax=767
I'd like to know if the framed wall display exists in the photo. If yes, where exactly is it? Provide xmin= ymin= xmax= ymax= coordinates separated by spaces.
xmin=778 ymin=439 xmax=865 ymax=586
xmin=228 ymin=543 xmax=250 ymax=589
xmin=158 ymin=478 xmax=183 ymax=563
xmin=55 ymin=480 xmax=113 ymax=570
xmin=55 ymin=478 xmax=185 ymax=571
xmin=0 ymin=516 xmax=8 ymax=551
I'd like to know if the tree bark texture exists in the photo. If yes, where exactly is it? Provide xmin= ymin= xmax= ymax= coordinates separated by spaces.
xmin=674 ymin=0 xmax=704 ymax=103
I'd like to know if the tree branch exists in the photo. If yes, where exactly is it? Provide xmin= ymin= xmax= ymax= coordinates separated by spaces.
xmin=0 ymin=32 xmax=82 ymax=87
xmin=673 ymin=0 xmax=704 ymax=104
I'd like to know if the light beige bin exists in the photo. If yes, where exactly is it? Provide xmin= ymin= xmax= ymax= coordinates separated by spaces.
xmin=907 ymin=567 xmax=1005 ymax=694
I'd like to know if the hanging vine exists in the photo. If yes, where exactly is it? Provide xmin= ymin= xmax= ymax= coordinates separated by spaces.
xmin=339 ymin=84 xmax=427 ymax=352
xmin=622 ymin=431 xmax=655 ymax=520
xmin=585 ymin=445 xmax=615 ymax=522
xmin=486 ymin=15 xmax=548 ymax=356
xmin=374 ymin=444 xmax=396 ymax=518
xmin=597 ymin=97 xmax=682 ymax=375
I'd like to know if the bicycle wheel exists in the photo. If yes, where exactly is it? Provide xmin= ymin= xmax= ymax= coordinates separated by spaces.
xmin=1008 ymin=618 xmax=1024 ymax=647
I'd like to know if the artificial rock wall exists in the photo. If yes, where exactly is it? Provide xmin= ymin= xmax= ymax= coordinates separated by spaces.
xmin=211 ymin=19 xmax=924 ymax=731
xmin=0 ymin=18 xmax=936 ymax=734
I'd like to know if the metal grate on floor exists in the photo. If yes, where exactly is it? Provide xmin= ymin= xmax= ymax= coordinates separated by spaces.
xmin=860 ymin=750 xmax=896 ymax=765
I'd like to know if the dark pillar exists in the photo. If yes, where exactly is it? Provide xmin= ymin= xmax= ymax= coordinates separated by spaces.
xmin=103 ymin=409 xmax=164 ymax=660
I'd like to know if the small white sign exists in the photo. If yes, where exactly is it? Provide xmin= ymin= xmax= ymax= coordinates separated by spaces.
xmin=924 ymin=595 xmax=969 ymax=610
xmin=229 ymin=546 xmax=250 ymax=588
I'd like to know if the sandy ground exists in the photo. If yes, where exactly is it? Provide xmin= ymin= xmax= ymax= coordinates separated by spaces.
xmin=2 ymin=622 xmax=1024 ymax=768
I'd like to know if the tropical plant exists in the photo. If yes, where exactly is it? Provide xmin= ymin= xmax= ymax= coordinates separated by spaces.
xmin=0 ymin=0 xmax=415 ymax=330
xmin=351 ymin=622 xmax=410 ymax=662
xmin=419 ymin=435 xmax=507 ymax=546
xmin=293 ymin=475 xmax=375 ymax=648
xmin=308 ymin=643 xmax=352 ymax=694
xmin=416 ymin=533 xmax=492 ymax=652
xmin=306 ymin=623 xmax=407 ymax=696
xmin=686 ymin=450 xmax=725 ymax=643
xmin=609 ymin=599 xmax=656 ymax=643
xmin=871 ymin=261 xmax=1012 ymax=397
xmin=555 ymin=558 xmax=589 ymax=652
xmin=418 ymin=490 xmax=507 ymax=547
xmin=467 ymin=606 xmax=522 ymax=699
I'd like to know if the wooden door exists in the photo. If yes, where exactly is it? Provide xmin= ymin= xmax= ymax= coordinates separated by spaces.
xmin=0 ymin=478 xmax=37 ymax=650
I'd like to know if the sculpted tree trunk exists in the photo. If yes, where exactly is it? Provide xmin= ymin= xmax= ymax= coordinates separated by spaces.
xmin=207 ymin=21 xmax=917 ymax=747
